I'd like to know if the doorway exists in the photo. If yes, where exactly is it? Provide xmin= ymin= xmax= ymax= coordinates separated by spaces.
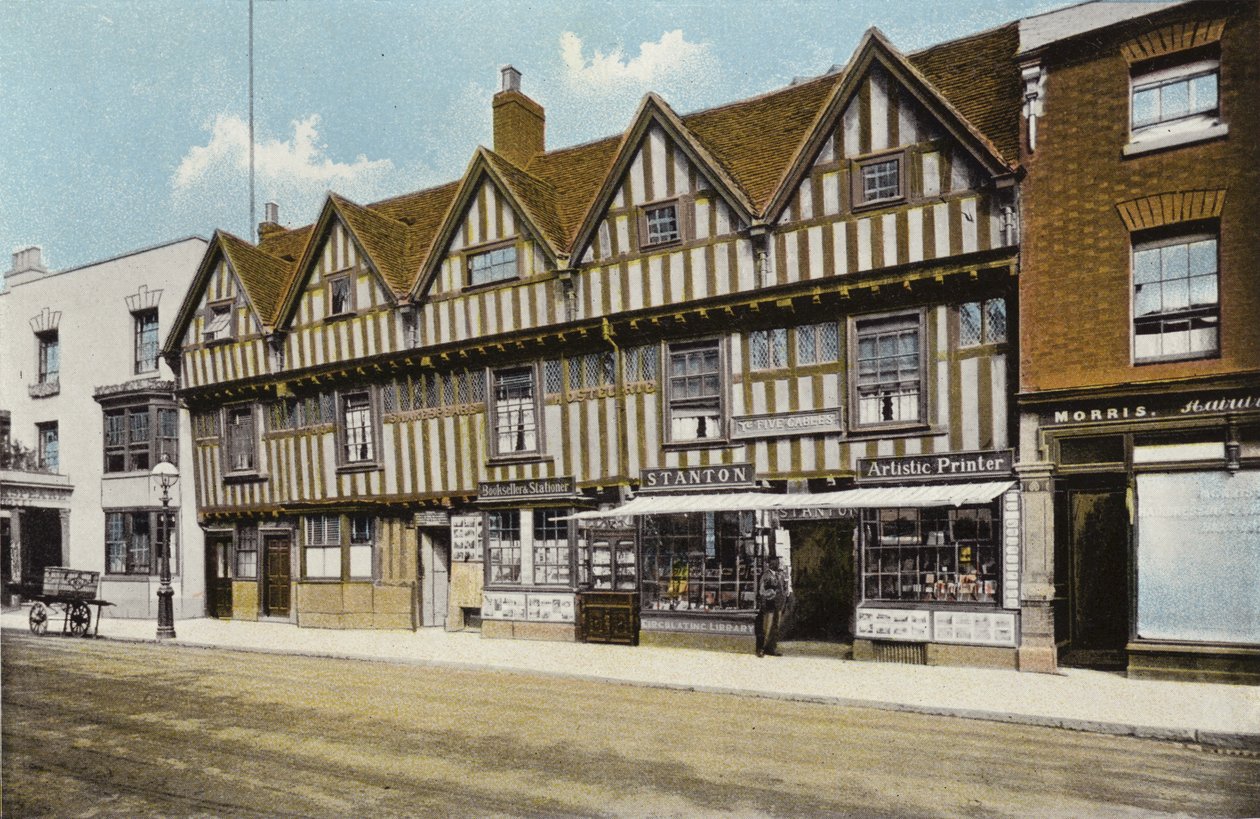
xmin=263 ymin=534 xmax=291 ymax=617
xmin=1061 ymin=485 xmax=1130 ymax=668
xmin=205 ymin=533 xmax=233 ymax=618
xmin=781 ymin=518 xmax=856 ymax=643
xmin=20 ymin=508 xmax=63 ymax=589
xmin=419 ymin=530 xmax=451 ymax=627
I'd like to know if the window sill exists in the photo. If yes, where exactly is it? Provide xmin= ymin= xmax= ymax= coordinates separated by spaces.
xmin=103 ymin=470 xmax=179 ymax=480
xmin=846 ymin=423 xmax=937 ymax=440
xmin=202 ymin=337 xmax=234 ymax=347
xmin=851 ymin=196 xmax=906 ymax=213
xmin=323 ymin=311 xmax=356 ymax=324
xmin=463 ymin=276 xmax=521 ymax=294
xmin=639 ymin=238 xmax=683 ymax=253
xmin=1123 ymin=122 xmax=1228 ymax=157
xmin=223 ymin=470 xmax=266 ymax=484
xmin=487 ymin=453 xmax=552 ymax=467
xmin=336 ymin=461 xmax=382 ymax=474
xmin=1134 ymin=350 xmax=1219 ymax=366
xmin=662 ymin=438 xmax=732 ymax=451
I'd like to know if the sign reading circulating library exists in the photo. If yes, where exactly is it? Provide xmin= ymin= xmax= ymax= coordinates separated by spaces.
xmin=730 ymin=408 xmax=843 ymax=441
xmin=451 ymin=514 xmax=484 ymax=562
xmin=640 ymin=463 xmax=756 ymax=492
xmin=1041 ymin=389 xmax=1260 ymax=426
xmin=857 ymin=450 xmax=1013 ymax=483
xmin=477 ymin=477 xmax=575 ymax=500
xmin=640 ymin=615 xmax=754 ymax=635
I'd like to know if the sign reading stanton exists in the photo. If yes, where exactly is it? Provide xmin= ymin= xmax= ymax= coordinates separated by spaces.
xmin=858 ymin=449 xmax=1012 ymax=482
xmin=640 ymin=463 xmax=755 ymax=492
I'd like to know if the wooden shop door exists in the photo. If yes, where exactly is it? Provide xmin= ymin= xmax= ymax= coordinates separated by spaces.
xmin=263 ymin=535 xmax=291 ymax=617
xmin=205 ymin=534 xmax=233 ymax=618
xmin=1064 ymin=488 xmax=1130 ymax=667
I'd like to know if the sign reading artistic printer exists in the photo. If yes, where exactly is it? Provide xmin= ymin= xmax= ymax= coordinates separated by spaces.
xmin=640 ymin=463 xmax=756 ymax=492
xmin=477 ymin=477 xmax=576 ymax=501
xmin=730 ymin=408 xmax=843 ymax=441
xmin=858 ymin=449 xmax=1013 ymax=483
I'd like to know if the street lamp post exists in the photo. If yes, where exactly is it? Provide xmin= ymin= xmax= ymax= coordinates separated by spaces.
xmin=150 ymin=455 xmax=179 ymax=640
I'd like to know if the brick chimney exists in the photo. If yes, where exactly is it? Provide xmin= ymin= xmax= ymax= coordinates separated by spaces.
xmin=11 ymin=246 xmax=47 ymax=275
xmin=258 ymin=201 xmax=284 ymax=241
xmin=492 ymin=66 xmax=545 ymax=167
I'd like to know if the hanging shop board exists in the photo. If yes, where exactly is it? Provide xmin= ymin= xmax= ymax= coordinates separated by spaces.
xmin=857 ymin=449 xmax=1013 ymax=483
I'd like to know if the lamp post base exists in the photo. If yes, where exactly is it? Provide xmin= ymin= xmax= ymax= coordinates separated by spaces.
xmin=156 ymin=586 xmax=176 ymax=640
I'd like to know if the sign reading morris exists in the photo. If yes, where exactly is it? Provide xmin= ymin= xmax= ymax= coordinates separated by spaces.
xmin=730 ymin=408 xmax=843 ymax=441
xmin=640 ymin=463 xmax=755 ymax=492
xmin=858 ymin=449 xmax=1013 ymax=483
xmin=477 ymin=477 xmax=575 ymax=500
xmin=1042 ymin=390 xmax=1260 ymax=426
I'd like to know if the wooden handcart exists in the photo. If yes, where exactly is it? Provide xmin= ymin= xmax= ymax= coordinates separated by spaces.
xmin=8 ymin=567 xmax=113 ymax=638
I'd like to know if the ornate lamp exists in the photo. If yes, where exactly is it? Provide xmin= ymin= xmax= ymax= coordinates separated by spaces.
xmin=150 ymin=455 xmax=179 ymax=640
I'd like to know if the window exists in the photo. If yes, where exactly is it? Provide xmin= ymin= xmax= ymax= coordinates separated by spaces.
xmin=533 ymin=510 xmax=571 ymax=585
xmin=468 ymin=245 xmax=518 ymax=287
xmin=225 ymin=406 xmax=256 ymax=473
xmin=348 ymin=514 xmax=374 ymax=578
xmin=854 ymin=153 xmax=903 ymax=206
xmin=544 ymin=359 xmax=563 ymax=395
xmin=236 ymin=527 xmax=258 ymax=579
xmin=667 ymin=340 xmax=723 ymax=442
xmin=1129 ymin=58 xmax=1221 ymax=151
xmin=861 ymin=506 xmax=999 ymax=605
xmin=623 ymin=344 xmax=659 ymax=383
xmin=37 ymin=330 xmax=59 ymax=384
xmin=959 ymin=299 xmax=1008 ymax=347
xmin=157 ymin=408 xmax=179 ymax=465
xmin=328 ymin=274 xmax=353 ymax=316
xmin=487 ymin=510 xmax=522 ymax=583
xmin=640 ymin=512 xmax=762 ymax=612
xmin=491 ymin=367 xmax=539 ymax=456
xmin=103 ymin=402 xmax=177 ymax=472
xmin=340 ymin=392 xmax=375 ymax=464
xmin=401 ymin=307 xmax=419 ymax=347
xmin=134 ymin=310 xmax=159 ymax=373
xmin=105 ymin=510 xmax=177 ymax=576
xmin=796 ymin=322 xmax=840 ymax=365
xmin=202 ymin=303 xmax=233 ymax=343
xmin=37 ymin=422 xmax=58 ymax=472
xmin=567 ymin=352 xmax=615 ymax=391
xmin=1133 ymin=233 xmax=1218 ymax=362
xmin=855 ymin=315 xmax=922 ymax=427
xmin=643 ymin=203 xmax=680 ymax=246
xmin=304 ymin=514 xmax=342 ymax=579
xmin=749 ymin=328 xmax=788 ymax=370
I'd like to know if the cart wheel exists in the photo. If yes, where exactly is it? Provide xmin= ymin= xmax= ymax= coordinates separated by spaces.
xmin=68 ymin=601 xmax=92 ymax=637
xmin=29 ymin=602 xmax=49 ymax=636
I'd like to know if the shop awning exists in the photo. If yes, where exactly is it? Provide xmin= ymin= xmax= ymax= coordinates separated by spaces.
xmin=566 ymin=481 xmax=1015 ymax=521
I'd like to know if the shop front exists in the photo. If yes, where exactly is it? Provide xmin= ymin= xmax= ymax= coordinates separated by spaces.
xmin=1033 ymin=387 xmax=1260 ymax=683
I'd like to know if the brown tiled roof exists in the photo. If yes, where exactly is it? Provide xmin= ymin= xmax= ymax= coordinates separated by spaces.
xmin=218 ymin=230 xmax=294 ymax=326
xmin=910 ymin=22 xmax=1021 ymax=164
xmin=524 ymin=136 xmax=621 ymax=250
xmin=329 ymin=194 xmax=413 ymax=296
xmin=368 ymin=181 xmax=461 ymax=289
xmin=683 ymin=73 xmax=840 ymax=212
xmin=483 ymin=149 xmax=566 ymax=253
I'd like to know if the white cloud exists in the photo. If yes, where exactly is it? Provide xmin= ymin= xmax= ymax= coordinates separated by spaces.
xmin=560 ymin=30 xmax=719 ymax=96
xmin=171 ymin=114 xmax=396 ymax=231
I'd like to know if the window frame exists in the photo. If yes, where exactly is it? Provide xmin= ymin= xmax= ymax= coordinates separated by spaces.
xmin=1131 ymin=229 xmax=1220 ymax=364
xmin=851 ymin=150 xmax=907 ymax=209
xmin=796 ymin=321 xmax=841 ymax=366
xmin=1127 ymin=56 xmax=1222 ymax=150
xmin=325 ymin=269 xmax=356 ymax=318
xmin=235 ymin=526 xmax=258 ymax=579
xmin=202 ymin=300 xmax=235 ymax=344
xmin=133 ymin=309 xmax=160 ymax=374
xmin=488 ymin=364 xmax=543 ymax=460
xmin=748 ymin=328 xmax=789 ymax=371
xmin=664 ymin=338 xmax=726 ymax=445
xmin=103 ymin=400 xmax=179 ymax=473
xmin=223 ymin=404 xmax=258 ymax=475
xmin=638 ymin=199 xmax=683 ymax=249
xmin=860 ymin=504 xmax=1001 ymax=606
xmin=958 ymin=299 xmax=1008 ymax=349
xmin=36 ymin=421 xmax=59 ymax=472
xmin=104 ymin=509 xmax=179 ymax=577
xmin=336 ymin=389 xmax=380 ymax=470
xmin=465 ymin=240 xmax=520 ymax=289
xmin=849 ymin=310 xmax=928 ymax=432
xmin=36 ymin=329 xmax=59 ymax=384
xmin=483 ymin=508 xmax=575 ymax=590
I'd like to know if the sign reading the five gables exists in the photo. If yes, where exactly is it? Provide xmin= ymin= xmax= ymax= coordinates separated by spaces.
xmin=730 ymin=408 xmax=844 ymax=441
xmin=857 ymin=449 xmax=1013 ymax=483
xmin=640 ymin=463 xmax=756 ymax=492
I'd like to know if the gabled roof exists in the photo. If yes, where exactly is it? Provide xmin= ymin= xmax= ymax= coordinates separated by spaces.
xmin=161 ymin=230 xmax=292 ymax=355
xmin=766 ymin=27 xmax=1018 ymax=222
xmin=521 ymin=136 xmax=621 ymax=250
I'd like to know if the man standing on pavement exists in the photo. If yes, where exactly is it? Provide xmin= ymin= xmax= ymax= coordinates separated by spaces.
xmin=755 ymin=557 xmax=787 ymax=657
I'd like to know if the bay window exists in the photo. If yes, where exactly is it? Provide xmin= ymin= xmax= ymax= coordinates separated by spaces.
xmin=105 ymin=510 xmax=178 ymax=576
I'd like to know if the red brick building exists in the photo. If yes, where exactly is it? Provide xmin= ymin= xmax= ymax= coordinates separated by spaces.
xmin=1015 ymin=0 xmax=1259 ymax=682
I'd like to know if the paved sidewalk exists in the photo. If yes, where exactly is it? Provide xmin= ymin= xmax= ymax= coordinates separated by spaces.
xmin=4 ymin=607 xmax=1257 ymax=749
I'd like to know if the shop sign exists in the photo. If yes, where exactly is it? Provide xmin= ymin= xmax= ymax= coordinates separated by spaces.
xmin=640 ymin=615 xmax=754 ymax=635
xmin=1042 ymin=389 xmax=1260 ymax=426
xmin=451 ymin=514 xmax=484 ymax=562
xmin=640 ymin=463 xmax=755 ymax=492
xmin=414 ymin=510 xmax=450 ymax=527
xmin=730 ymin=408 xmax=843 ymax=441
xmin=857 ymin=449 xmax=1013 ymax=483
xmin=477 ymin=476 xmax=575 ymax=500
xmin=778 ymin=507 xmax=855 ymax=521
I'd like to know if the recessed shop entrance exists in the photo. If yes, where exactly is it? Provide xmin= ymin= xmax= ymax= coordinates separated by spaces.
xmin=419 ymin=530 xmax=451 ymax=628
xmin=19 ymin=508 xmax=62 ymax=589
xmin=205 ymin=533 xmax=233 ymax=618
xmin=1059 ymin=482 xmax=1130 ymax=668
xmin=781 ymin=518 xmax=856 ymax=644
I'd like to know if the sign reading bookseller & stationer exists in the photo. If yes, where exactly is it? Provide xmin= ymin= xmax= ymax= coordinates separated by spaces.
xmin=477 ymin=477 xmax=576 ymax=501
xmin=639 ymin=463 xmax=755 ymax=492
xmin=857 ymin=449 xmax=1013 ymax=483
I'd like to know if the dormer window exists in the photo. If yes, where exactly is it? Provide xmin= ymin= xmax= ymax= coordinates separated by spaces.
xmin=328 ymin=273 xmax=353 ymax=316
xmin=854 ymin=152 xmax=904 ymax=207
xmin=468 ymin=244 xmax=518 ymax=287
xmin=203 ymin=303 xmax=233 ymax=343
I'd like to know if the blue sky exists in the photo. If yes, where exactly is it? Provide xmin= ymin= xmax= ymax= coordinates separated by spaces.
xmin=2 ymin=0 xmax=1069 ymax=272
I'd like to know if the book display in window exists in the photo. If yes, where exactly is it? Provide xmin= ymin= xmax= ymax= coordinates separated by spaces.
xmin=639 ymin=512 xmax=759 ymax=612
xmin=861 ymin=506 xmax=999 ymax=604
xmin=587 ymin=532 xmax=636 ymax=591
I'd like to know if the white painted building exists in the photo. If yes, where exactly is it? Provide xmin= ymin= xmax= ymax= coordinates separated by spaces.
xmin=1 ymin=237 xmax=208 ymax=620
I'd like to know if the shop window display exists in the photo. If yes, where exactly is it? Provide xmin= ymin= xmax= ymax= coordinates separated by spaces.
xmin=640 ymin=512 xmax=760 ymax=612
xmin=861 ymin=506 xmax=999 ymax=604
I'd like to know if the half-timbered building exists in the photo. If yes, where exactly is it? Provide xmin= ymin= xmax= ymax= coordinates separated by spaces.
xmin=167 ymin=25 xmax=1030 ymax=667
